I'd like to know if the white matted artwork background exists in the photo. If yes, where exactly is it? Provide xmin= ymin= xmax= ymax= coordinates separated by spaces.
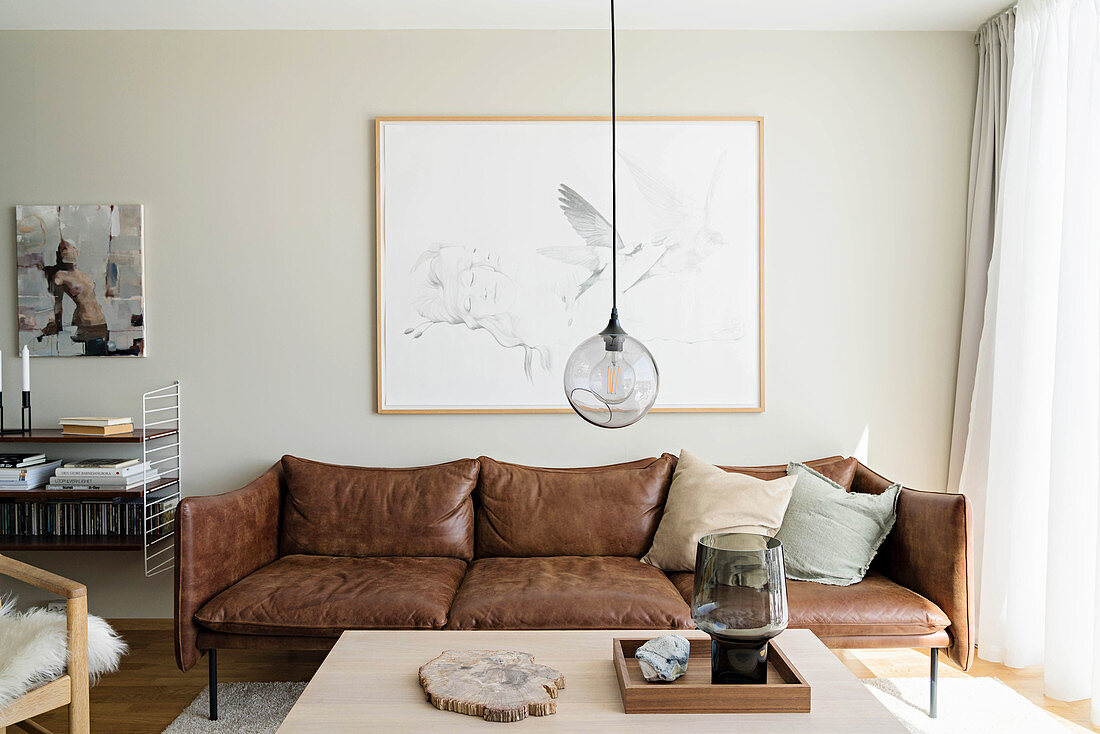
xmin=378 ymin=119 xmax=761 ymax=411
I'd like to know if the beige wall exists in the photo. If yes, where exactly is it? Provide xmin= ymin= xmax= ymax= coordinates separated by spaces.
xmin=0 ymin=30 xmax=976 ymax=617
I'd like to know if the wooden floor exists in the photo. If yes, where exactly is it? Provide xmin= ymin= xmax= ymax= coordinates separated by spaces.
xmin=24 ymin=621 xmax=1099 ymax=733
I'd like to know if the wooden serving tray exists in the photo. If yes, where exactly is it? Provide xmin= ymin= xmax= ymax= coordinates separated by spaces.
xmin=613 ymin=636 xmax=811 ymax=714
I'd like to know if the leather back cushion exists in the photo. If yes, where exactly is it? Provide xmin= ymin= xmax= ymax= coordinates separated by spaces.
xmin=279 ymin=455 xmax=479 ymax=560
xmin=475 ymin=455 xmax=676 ymax=558
xmin=718 ymin=456 xmax=858 ymax=490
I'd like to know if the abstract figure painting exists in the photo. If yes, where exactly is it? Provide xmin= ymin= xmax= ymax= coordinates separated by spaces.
xmin=16 ymin=205 xmax=145 ymax=357
xmin=377 ymin=118 xmax=762 ymax=413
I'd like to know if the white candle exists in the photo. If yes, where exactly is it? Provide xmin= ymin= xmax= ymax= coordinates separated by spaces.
xmin=21 ymin=346 xmax=29 ymax=392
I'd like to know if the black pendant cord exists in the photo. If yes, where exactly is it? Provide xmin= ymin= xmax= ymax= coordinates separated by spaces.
xmin=610 ymin=0 xmax=618 ymax=314
xmin=598 ymin=0 xmax=625 ymax=345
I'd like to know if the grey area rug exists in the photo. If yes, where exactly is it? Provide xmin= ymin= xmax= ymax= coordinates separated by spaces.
xmin=163 ymin=677 xmax=1072 ymax=733
xmin=162 ymin=682 xmax=306 ymax=734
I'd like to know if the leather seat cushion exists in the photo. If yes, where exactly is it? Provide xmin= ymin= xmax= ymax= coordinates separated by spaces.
xmin=665 ymin=571 xmax=950 ymax=637
xmin=447 ymin=556 xmax=693 ymax=630
xmin=667 ymin=571 xmax=695 ymax=604
xmin=194 ymin=555 xmax=467 ymax=636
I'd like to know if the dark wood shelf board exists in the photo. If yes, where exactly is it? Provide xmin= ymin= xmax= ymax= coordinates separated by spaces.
xmin=0 ymin=477 xmax=180 ymax=500
xmin=0 ymin=428 xmax=178 ymax=444
xmin=0 ymin=534 xmax=144 ymax=551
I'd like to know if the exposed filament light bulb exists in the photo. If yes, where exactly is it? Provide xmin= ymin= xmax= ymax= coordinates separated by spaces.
xmin=589 ymin=348 xmax=635 ymax=405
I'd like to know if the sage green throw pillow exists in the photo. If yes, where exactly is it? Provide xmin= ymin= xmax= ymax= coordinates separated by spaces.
xmin=775 ymin=462 xmax=900 ymax=586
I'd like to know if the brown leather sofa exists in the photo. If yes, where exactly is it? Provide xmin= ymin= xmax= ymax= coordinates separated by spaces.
xmin=175 ymin=453 xmax=971 ymax=719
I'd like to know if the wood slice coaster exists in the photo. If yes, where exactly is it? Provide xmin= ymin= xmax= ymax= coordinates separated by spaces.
xmin=418 ymin=649 xmax=566 ymax=723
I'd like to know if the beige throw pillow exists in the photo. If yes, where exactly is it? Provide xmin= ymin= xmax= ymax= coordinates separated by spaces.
xmin=641 ymin=450 xmax=798 ymax=572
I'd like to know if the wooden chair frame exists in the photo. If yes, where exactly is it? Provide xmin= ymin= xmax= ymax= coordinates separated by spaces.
xmin=0 ymin=554 xmax=89 ymax=734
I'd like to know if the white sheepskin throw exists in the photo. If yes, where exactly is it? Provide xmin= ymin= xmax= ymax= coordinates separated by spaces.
xmin=0 ymin=601 xmax=127 ymax=710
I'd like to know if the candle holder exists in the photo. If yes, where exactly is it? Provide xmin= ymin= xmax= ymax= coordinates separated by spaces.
xmin=0 ymin=390 xmax=32 ymax=436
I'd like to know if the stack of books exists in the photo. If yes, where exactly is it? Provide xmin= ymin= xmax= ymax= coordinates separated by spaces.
xmin=48 ymin=459 xmax=159 ymax=491
xmin=59 ymin=417 xmax=134 ymax=436
xmin=0 ymin=454 xmax=63 ymax=490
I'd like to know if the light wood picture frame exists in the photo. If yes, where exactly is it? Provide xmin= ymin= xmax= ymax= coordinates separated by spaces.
xmin=376 ymin=116 xmax=764 ymax=414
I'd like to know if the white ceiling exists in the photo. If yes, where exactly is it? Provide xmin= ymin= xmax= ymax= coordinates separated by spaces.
xmin=0 ymin=0 xmax=1009 ymax=32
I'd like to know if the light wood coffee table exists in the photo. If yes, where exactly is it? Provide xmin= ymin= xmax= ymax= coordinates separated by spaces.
xmin=277 ymin=629 xmax=906 ymax=732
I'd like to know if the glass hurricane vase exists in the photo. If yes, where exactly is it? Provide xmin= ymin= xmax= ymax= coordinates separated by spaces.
xmin=691 ymin=532 xmax=788 ymax=684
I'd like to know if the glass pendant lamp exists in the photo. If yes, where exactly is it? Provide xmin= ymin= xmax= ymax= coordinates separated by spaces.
xmin=564 ymin=0 xmax=659 ymax=429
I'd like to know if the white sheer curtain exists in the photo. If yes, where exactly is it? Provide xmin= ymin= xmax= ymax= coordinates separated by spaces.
xmin=958 ymin=0 xmax=1100 ymax=722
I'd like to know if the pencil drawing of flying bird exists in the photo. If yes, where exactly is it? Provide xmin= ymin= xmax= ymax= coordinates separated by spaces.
xmin=621 ymin=151 xmax=728 ymax=291
xmin=538 ymin=183 xmax=642 ymax=321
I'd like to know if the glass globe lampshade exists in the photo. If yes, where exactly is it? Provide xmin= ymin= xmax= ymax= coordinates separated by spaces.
xmin=564 ymin=313 xmax=659 ymax=428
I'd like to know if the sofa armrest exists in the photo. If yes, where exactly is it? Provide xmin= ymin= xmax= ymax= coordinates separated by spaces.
xmin=877 ymin=486 xmax=974 ymax=669
xmin=174 ymin=464 xmax=283 ymax=672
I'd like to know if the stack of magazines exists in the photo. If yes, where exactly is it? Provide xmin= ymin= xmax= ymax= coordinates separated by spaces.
xmin=0 ymin=454 xmax=63 ymax=490
xmin=48 ymin=459 xmax=159 ymax=491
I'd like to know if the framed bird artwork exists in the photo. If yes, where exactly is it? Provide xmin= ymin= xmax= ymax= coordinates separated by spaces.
xmin=375 ymin=117 xmax=763 ymax=414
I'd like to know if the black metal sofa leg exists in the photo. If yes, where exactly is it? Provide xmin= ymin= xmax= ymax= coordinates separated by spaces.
xmin=209 ymin=649 xmax=219 ymax=720
xmin=929 ymin=647 xmax=939 ymax=718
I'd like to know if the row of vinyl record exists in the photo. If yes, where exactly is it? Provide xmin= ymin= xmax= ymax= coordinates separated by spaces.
xmin=0 ymin=499 xmax=176 ymax=537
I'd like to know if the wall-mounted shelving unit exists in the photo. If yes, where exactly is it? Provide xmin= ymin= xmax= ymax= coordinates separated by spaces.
xmin=0 ymin=381 xmax=181 ymax=577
